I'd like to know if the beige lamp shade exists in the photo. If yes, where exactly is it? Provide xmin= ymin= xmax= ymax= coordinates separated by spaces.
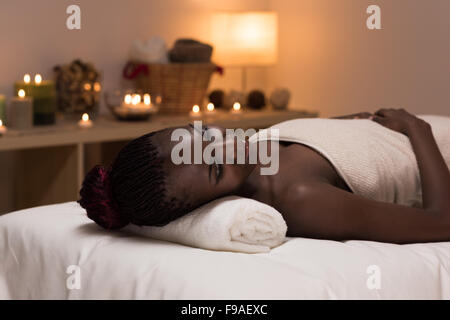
xmin=211 ymin=12 xmax=278 ymax=66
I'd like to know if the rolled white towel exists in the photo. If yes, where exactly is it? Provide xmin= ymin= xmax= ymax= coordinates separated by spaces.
xmin=124 ymin=196 xmax=288 ymax=253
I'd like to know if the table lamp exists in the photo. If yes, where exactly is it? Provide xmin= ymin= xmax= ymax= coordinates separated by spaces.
xmin=211 ymin=11 xmax=278 ymax=94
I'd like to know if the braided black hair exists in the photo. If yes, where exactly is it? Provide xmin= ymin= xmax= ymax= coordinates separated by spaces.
xmin=79 ymin=131 xmax=191 ymax=229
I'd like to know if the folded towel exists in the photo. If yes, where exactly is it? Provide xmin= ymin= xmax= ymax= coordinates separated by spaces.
xmin=124 ymin=196 xmax=287 ymax=253
xmin=130 ymin=36 xmax=169 ymax=64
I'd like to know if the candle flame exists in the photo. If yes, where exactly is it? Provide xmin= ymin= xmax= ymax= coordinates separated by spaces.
xmin=34 ymin=74 xmax=42 ymax=85
xmin=131 ymin=94 xmax=141 ymax=106
xmin=144 ymin=94 xmax=151 ymax=106
xmin=192 ymin=105 xmax=200 ymax=113
xmin=207 ymin=103 xmax=215 ymax=111
xmin=93 ymin=82 xmax=101 ymax=92
xmin=124 ymin=94 xmax=132 ymax=104
xmin=18 ymin=89 xmax=26 ymax=98
xmin=24 ymin=74 xmax=31 ymax=84
xmin=82 ymin=113 xmax=89 ymax=122
xmin=84 ymin=83 xmax=92 ymax=91
xmin=233 ymin=102 xmax=241 ymax=111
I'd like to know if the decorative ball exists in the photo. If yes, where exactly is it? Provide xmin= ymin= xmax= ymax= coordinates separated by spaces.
xmin=208 ymin=90 xmax=225 ymax=108
xmin=270 ymin=88 xmax=291 ymax=110
xmin=224 ymin=90 xmax=245 ymax=110
xmin=246 ymin=90 xmax=266 ymax=110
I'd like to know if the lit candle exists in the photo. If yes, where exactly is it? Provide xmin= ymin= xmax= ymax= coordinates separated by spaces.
xmin=143 ymin=94 xmax=151 ymax=106
xmin=83 ymin=83 xmax=92 ymax=91
xmin=15 ymin=74 xmax=56 ymax=125
xmin=78 ymin=113 xmax=93 ymax=128
xmin=189 ymin=104 xmax=202 ymax=118
xmin=117 ymin=93 xmax=152 ymax=117
xmin=9 ymin=89 xmax=33 ymax=130
xmin=0 ymin=119 xmax=7 ymax=135
xmin=93 ymin=82 xmax=101 ymax=92
xmin=124 ymin=94 xmax=132 ymax=105
xmin=24 ymin=74 xmax=31 ymax=84
xmin=205 ymin=102 xmax=216 ymax=117
xmin=231 ymin=102 xmax=242 ymax=114
xmin=0 ymin=94 xmax=6 ymax=125
xmin=131 ymin=94 xmax=141 ymax=106
xmin=34 ymin=74 xmax=42 ymax=85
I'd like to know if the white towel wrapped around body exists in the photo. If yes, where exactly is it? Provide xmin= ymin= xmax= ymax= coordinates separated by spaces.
xmin=251 ymin=115 xmax=450 ymax=207
xmin=124 ymin=196 xmax=288 ymax=253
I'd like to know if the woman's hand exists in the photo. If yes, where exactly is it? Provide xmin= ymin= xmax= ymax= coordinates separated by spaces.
xmin=370 ymin=108 xmax=431 ymax=136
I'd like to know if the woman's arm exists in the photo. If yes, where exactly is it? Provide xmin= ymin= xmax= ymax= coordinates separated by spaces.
xmin=331 ymin=112 xmax=373 ymax=119
xmin=371 ymin=109 xmax=450 ymax=213
xmin=280 ymin=109 xmax=450 ymax=243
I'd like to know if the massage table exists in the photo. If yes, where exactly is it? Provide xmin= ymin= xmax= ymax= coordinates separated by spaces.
xmin=1 ymin=202 xmax=449 ymax=299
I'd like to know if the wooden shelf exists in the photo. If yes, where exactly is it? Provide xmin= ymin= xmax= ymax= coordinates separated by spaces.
xmin=0 ymin=109 xmax=318 ymax=214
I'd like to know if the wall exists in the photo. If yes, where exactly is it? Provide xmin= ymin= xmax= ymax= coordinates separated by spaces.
xmin=0 ymin=0 xmax=270 ymax=214
xmin=268 ymin=0 xmax=450 ymax=117
xmin=3 ymin=0 xmax=448 ymax=118
xmin=0 ymin=0 xmax=270 ymax=109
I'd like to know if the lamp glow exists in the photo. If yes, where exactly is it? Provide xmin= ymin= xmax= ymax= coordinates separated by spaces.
xmin=207 ymin=103 xmax=215 ymax=112
xmin=18 ymin=89 xmax=26 ymax=98
xmin=192 ymin=105 xmax=200 ymax=113
xmin=211 ymin=12 xmax=278 ymax=66
xmin=233 ymin=102 xmax=241 ymax=111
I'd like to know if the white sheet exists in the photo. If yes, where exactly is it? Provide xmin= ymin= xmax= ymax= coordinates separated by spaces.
xmin=1 ymin=202 xmax=450 ymax=299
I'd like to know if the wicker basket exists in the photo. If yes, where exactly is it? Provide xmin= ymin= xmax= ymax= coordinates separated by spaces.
xmin=124 ymin=62 xmax=217 ymax=114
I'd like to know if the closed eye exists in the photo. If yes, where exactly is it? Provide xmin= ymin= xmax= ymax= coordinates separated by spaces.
xmin=189 ymin=123 xmax=223 ymax=183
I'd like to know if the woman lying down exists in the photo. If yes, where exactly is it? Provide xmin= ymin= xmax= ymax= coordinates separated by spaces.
xmin=79 ymin=109 xmax=450 ymax=245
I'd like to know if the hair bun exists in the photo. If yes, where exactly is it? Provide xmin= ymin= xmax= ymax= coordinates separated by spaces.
xmin=78 ymin=165 xmax=129 ymax=229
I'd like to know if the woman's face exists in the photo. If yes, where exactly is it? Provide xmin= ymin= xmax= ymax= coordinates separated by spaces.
xmin=154 ymin=124 xmax=256 ymax=208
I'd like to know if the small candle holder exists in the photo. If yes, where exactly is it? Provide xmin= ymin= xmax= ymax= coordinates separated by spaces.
xmin=205 ymin=102 xmax=216 ymax=116
xmin=78 ymin=113 xmax=93 ymax=128
xmin=105 ymin=89 xmax=159 ymax=121
xmin=230 ymin=102 xmax=243 ymax=114
xmin=189 ymin=104 xmax=202 ymax=118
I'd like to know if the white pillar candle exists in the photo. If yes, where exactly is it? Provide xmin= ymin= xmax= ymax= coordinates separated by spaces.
xmin=0 ymin=119 xmax=7 ymax=135
xmin=9 ymin=89 xmax=33 ymax=130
